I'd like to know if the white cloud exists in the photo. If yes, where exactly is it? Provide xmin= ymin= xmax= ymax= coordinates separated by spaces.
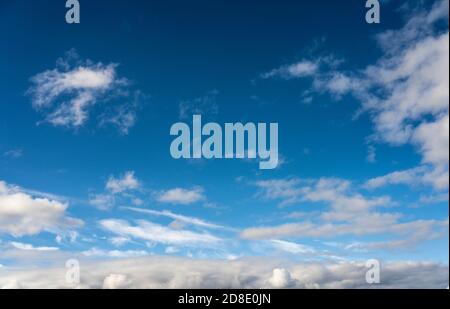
xmin=157 ymin=187 xmax=205 ymax=205
xmin=0 ymin=257 xmax=447 ymax=289
xmin=10 ymin=242 xmax=59 ymax=252
xmin=89 ymin=193 xmax=115 ymax=210
xmin=255 ymin=177 xmax=390 ymax=215
xmin=82 ymin=248 xmax=148 ymax=259
xmin=106 ymin=171 xmax=140 ymax=194
xmin=124 ymin=207 xmax=231 ymax=231
xmin=262 ymin=60 xmax=319 ymax=79
xmin=270 ymin=239 xmax=316 ymax=255
xmin=0 ymin=181 xmax=83 ymax=237
xmin=89 ymin=171 xmax=141 ymax=210
xmin=99 ymin=218 xmax=221 ymax=247
xmin=102 ymin=274 xmax=132 ymax=289
xmin=28 ymin=50 xmax=142 ymax=133
xmin=244 ymin=177 xmax=448 ymax=247
xmin=364 ymin=166 xmax=429 ymax=189
xmin=3 ymin=149 xmax=23 ymax=159
xmin=268 ymin=268 xmax=295 ymax=288
xmin=29 ymin=64 xmax=116 ymax=127
xmin=241 ymin=214 xmax=448 ymax=245
xmin=262 ymin=1 xmax=450 ymax=191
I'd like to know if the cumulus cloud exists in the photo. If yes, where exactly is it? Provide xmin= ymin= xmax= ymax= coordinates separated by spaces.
xmin=106 ymin=171 xmax=140 ymax=194
xmin=157 ymin=187 xmax=205 ymax=205
xmin=0 ymin=180 xmax=83 ymax=237
xmin=27 ymin=50 xmax=142 ymax=133
xmin=268 ymin=268 xmax=295 ymax=288
xmin=0 ymin=257 xmax=447 ymax=289
xmin=102 ymin=274 xmax=132 ymax=289
xmin=89 ymin=171 xmax=141 ymax=211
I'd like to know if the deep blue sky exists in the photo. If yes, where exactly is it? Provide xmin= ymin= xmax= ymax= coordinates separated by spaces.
xmin=0 ymin=0 xmax=448 ymax=266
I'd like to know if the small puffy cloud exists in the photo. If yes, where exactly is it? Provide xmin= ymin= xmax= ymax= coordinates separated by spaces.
xmin=29 ymin=64 xmax=116 ymax=127
xmin=262 ymin=60 xmax=319 ymax=79
xmin=109 ymin=236 xmax=131 ymax=247
xmin=157 ymin=187 xmax=205 ymax=205
xmin=268 ymin=268 xmax=295 ymax=288
xmin=106 ymin=171 xmax=140 ymax=194
xmin=0 ymin=180 xmax=83 ymax=237
xmin=90 ymin=171 xmax=141 ymax=210
xmin=103 ymin=274 xmax=132 ymax=289
xmin=89 ymin=193 xmax=115 ymax=211
xmin=240 ymin=215 xmax=448 ymax=247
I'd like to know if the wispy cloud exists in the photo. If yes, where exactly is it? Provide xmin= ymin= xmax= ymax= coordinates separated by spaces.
xmin=10 ymin=242 xmax=59 ymax=252
xmin=106 ymin=171 xmax=140 ymax=194
xmin=27 ymin=50 xmax=143 ymax=134
xmin=3 ymin=149 xmax=23 ymax=159
xmin=123 ymin=207 xmax=235 ymax=231
xmin=261 ymin=60 xmax=319 ymax=79
xmin=178 ymin=90 xmax=219 ymax=119
xmin=156 ymin=187 xmax=205 ymax=205
xmin=82 ymin=248 xmax=148 ymax=258
xmin=262 ymin=0 xmax=450 ymax=191
xmin=99 ymin=218 xmax=221 ymax=247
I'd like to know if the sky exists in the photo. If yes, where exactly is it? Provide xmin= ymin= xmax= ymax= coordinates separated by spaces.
xmin=0 ymin=0 xmax=449 ymax=288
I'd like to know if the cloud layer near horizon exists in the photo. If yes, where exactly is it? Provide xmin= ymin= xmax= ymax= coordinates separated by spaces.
xmin=0 ymin=256 xmax=448 ymax=289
